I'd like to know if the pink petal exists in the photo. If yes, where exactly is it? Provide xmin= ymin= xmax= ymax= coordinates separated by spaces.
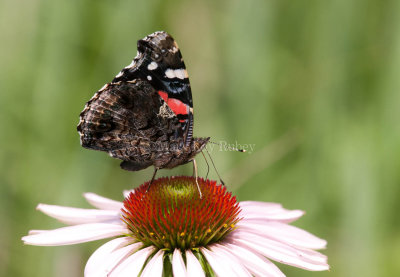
xmin=240 ymin=201 xmax=283 ymax=210
xmin=110 ymin=246 xmax=155 ymax=277
xmin=227 ymin=232 xmax=329 ymax=271
xmin=221 ymin=242 xmax=285 ymax=277
xmin=201 ymin=246 xmax=250 ymax=277
xmin=85 ymin=237 xmax=142 ymax=277
xmin=240 ymin=202 xmax=304 ymax=223
xmin=84 ymin=193 xmax=123 ymax=210
xmin=22 ymin=223 xmax=128 ymax=246
xmin=37 ymin=204 xmax=122 ymax=225
xmin=141 ymin=249 xmax=164 ymax=277
xmin=240 ymin=210 xmax=304 ymax=224
xmin=237 ymin=221 xmax=327 ymax=249
xmin=185 ymin=250 xmax=205 ymax=277
xmin=231 ymin=228 xmax=327 ymax=264
xmin=200 ymin=247 xmax=233 ymax=277
xmin=172 ymin=249 xmax=186 ymax=277
xmin=208 ymin=245 xmax=253 ymax=276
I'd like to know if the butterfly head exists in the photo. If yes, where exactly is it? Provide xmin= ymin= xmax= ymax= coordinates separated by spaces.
xmin=191 ymin=137 xmax=210 ymax=155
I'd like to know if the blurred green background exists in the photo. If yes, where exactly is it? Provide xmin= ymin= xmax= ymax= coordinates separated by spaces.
xmin=1 ymin=0 xmax=400 ymax=276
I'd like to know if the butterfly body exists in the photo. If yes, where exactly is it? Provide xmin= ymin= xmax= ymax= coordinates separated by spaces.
xmin=77 ymin=31 xmax=209 ymax=172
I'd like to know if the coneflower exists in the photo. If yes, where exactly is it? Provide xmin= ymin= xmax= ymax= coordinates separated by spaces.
xmin=22 ymin=177 xmax=329 ymax=276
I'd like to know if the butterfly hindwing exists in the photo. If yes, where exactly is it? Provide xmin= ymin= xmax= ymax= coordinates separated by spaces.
xmin=78 ymin=80 xmax=184 ymax=169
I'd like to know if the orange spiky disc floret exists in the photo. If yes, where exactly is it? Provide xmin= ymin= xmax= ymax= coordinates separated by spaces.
xmin=122 ymin=176 xmax=241 ymax=251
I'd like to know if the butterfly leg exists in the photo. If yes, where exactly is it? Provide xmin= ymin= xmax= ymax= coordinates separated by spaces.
xmin=205 ymin=148 xmax=225 ymax=186
xmin=192 ymin=159 xmax=202 ymax=199
xmin=201 ymin=151 xmax=210 ymax=180
xmin=146 ymin=167 xmax=159 ymax=193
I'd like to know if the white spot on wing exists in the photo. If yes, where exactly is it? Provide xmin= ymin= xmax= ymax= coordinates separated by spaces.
xmin=165 ymin=68 xmax=187 ymax=80
xmin=147 ymin=61 xmax=158 ymax=71
xmin=175 ymin=69 xmax=186 ymax=79
xmin=165 ymin=69 xmax=175 ymax=79
xmin=147 ymin=75 xmax=152 ymax=81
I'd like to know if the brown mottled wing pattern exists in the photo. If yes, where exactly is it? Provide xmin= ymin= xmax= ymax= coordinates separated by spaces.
xmin=77 ymin=80 xmax=183 ymax=171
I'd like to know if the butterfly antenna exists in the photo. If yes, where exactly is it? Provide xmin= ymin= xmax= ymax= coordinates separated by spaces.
xmin=192 ymin=159 xmax=203 ymax=198
xmin=146 ymin=168 xmax=158 ymax=193
xmin=205 ymin=148 xmax=225 ymax=186
xmin=201 ymin=151 xmax=210 ymax=180
xmin=209 ymin=141 xmax=246 ymax=152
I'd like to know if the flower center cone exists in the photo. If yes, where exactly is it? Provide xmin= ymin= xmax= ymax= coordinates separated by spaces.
xmin=122 ymin=176 xmax=242 ymax=251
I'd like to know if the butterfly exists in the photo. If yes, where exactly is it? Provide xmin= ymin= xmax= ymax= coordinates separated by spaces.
xmin=77 ymin=31 xmax=209 ymax=193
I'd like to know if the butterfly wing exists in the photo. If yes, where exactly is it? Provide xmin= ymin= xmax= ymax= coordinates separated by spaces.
xmin=112 ymin=31 xmax=194 ymax=146
xmin=77 ymin=80 xmax=184 ymax=171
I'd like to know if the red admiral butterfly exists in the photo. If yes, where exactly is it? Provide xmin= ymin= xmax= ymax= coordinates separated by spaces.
xmin=77 ymin=31 xmax=209 ymax=192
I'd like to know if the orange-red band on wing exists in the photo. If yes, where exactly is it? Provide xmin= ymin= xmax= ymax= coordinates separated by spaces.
xmin=158 ymin=91 xmax=189 ymax=119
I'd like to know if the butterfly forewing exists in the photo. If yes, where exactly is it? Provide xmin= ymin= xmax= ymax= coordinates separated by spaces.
xmin=112 ymin=31 xmax=193 ymax=146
